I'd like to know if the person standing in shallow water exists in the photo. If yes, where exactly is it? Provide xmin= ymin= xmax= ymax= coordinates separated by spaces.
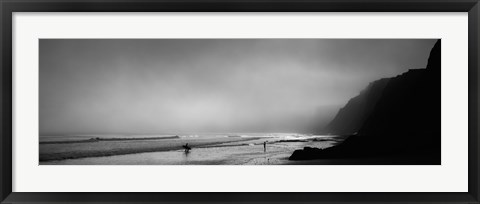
xmin=263 ymin=141 xmax=267 ymax=152
xmin=183 ymin=143 xmax=191 ymax=153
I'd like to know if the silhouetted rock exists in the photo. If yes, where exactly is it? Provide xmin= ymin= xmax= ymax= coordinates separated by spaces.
xmin=290 ymin=147 xmax=321 ymax=160
xmin=290 ymin=40 xmax=441 ymax=163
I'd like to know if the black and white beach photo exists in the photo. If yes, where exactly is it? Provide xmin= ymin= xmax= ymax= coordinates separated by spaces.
xmin=39 ymin=39 xmax=440 ymax=165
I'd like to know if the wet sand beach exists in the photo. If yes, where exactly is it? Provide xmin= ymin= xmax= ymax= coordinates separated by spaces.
xmin=40 ymin=134 xmax=340 ymax=165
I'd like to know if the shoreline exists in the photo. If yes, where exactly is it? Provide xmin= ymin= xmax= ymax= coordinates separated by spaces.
xmin=39 ymin=135 xmax=181 ymax=144
xmin=40 ymin=140 xmax=327 ymax=165
xmin=39 ymin=137 xmax=263 ymax=162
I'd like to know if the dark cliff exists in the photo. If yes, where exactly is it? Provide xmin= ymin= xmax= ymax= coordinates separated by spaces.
xmin=326 ymin=78 xmax=390 ymax=135
xmin=290 ymin=40 xmax=441 ymax=164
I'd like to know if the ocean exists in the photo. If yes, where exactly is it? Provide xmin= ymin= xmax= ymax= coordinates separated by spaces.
xmin=39 ymin=133 xmax=342 ymax=165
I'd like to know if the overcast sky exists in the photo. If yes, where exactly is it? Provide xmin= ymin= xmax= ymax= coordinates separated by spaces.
xmin=39 ymin=39 xmax=436 ymax=135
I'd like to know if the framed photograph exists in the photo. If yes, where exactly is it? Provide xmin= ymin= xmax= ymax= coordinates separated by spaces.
xmin=1 ymin=0 xmax=479 ymax=203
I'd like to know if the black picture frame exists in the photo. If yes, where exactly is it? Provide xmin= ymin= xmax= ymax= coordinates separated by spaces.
xmin=1 ymin=0 xmax=479 ymax=203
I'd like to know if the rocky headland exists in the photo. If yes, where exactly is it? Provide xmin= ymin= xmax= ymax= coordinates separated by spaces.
xmin=289 ymin=40 xmax=441 ymax=164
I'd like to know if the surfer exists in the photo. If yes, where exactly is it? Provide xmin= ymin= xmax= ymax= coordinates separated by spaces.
xmin=263 ymin=141 xmax=267 ymax=152
xmin=183 ymin=143 xmax=191 ymax=153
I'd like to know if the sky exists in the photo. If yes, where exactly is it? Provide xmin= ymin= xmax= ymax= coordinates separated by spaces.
xmin=39 ymin=39 xmax=437 ymax=135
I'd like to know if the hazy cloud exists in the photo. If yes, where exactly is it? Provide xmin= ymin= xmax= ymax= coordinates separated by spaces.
xmin=40 ymin=39 xmax=436 ymax=135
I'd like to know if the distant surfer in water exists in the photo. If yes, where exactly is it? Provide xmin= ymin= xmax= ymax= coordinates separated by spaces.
xmin=263 ymin=141 xmax=267 ymax=152
xmin=183 ymin=143 xmax=191 ymax=153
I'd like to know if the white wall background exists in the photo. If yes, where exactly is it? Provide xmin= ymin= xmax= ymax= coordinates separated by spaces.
xmin=12 ymin=12 xmax=468 ymax=192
